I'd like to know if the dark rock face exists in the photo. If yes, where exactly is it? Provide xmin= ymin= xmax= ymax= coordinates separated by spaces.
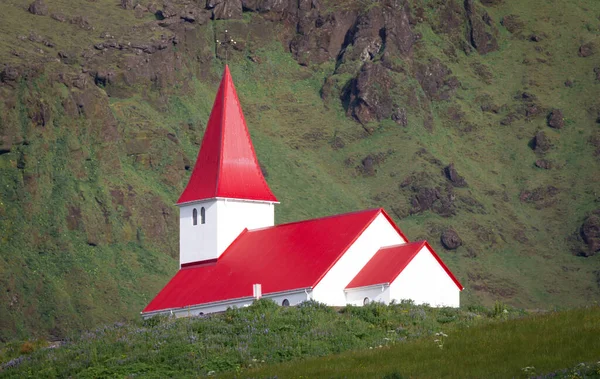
xmin=547 ymin=109 xmax=564 ymax=129
xmin=291 ymin=10 xmax=356 ymax=66
xmin=206 ymin=0 xmax=242 ymax=20
xmin=345 ymin=63 xmax=393 ymax=123
xmin=340 ymin=1 xmax=413 ymax=63
xmin=532 ymin=131 xmax=551 ymax=153
xmin=381 ymin=1 xmax=414 ymax=58
xmin=28 ymin=0 xmax=48 ymax=16
xmin=580 ymin=213 xmax=600 ymax=256
xmin=415 ymin=58 xmax=460 ymax=101
xmin=412 ymin=187 xmax=441 ymax=212
xmin=464 ymin=0 xmax=498 ymax=55
xmin=441 ymin=228 xmax=462 ymax=250
xmin=578 ymin=42 xmax=595 ymax=58
xmin=444 ymin=163 xmax=467 ymax=187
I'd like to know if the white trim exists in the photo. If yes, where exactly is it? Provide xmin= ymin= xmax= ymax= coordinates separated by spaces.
xmin=176 ymin=197 xmax=280 ymax=207
xmin=141 ymin=287 xmax=312 ymax=316
xmin=345 ymin=283 xmax=389 ymax=293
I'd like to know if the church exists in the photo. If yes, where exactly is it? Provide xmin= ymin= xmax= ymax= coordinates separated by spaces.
xmin=142 ymin=66 xmax=463 ymax=318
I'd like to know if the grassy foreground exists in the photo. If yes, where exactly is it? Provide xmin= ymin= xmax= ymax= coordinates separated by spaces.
xmin=0 ymin=301 xmax=598 ymax=378
xmin=240 ymin=305 xmax=600 ymax=379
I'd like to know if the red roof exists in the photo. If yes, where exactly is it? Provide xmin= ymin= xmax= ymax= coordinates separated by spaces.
xmin=346 ymin=241 xmax=463 ymax=290
xmin=144 ymin=208 xmax=399 ymax=313
xmin=177 ymin=65 xmax=277 ymax=204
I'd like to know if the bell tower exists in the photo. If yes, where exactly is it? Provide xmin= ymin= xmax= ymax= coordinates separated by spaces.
xmin=177 ymin=66 xmax=278 ymax=267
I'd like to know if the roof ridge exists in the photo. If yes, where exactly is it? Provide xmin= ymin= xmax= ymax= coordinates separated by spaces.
xmin=245 ymin=208 xmax=383 ymax=232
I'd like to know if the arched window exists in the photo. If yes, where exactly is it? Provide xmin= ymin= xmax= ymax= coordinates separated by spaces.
xmin=200 ymin=207 xmax=206 ymax=224
xmin=363 ymin=297 xmax=370 ymax=306
xmin=282 ymin=299 xmax=290 ymax=307
xmin=192 ymin=208 xmax=198 ymax=226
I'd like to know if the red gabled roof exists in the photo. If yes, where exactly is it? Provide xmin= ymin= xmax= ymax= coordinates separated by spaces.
xmin=177 ymin=65 xmax=277 ymax=205
xmin=144 ymin=208 xmax=401 ymax=313
xmin=346 ymin=241 xmax=463 ymax=290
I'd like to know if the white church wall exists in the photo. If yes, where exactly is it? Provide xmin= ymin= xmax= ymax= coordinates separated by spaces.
xmin=389 ymin=245 xmax=460 ymax=308
xmin=179 ymin=200 xmax=218 ymax=266
xmin=311 ymin=213 xmax=406 ymax=306
xmin=345 ymin=285 xmax=390 ymax=306
xmin=216 ymin=199 xmax=274 ymax=257
xmin=179 ymin=199 xmax=274 ymax=266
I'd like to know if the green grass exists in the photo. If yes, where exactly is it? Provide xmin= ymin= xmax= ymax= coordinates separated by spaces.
xmin=1 ymin=301 xmax=598 ymax=378
xmin=240 ymin=305 xmax=600 ymax=379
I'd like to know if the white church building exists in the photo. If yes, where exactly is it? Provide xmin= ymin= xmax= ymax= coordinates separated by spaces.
xmin=142 ymin=66 xmax=463 ymax=318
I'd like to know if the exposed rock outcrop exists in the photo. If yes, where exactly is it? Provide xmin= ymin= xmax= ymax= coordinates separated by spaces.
xmin=206 ymin=0 xmax=243 ymax=20
xmin=444 ymin=163 xmax=467 ymax=187
xmin=465 ymin=0 xmax=498 ymax=54
xmin=415 ymin=58 xmax=460 ymax=101
xmin=344 ymin=63 xmax=393 ymax=124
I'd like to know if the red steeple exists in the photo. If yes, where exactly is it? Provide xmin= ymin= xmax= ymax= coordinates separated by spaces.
xmin=177 ymin=66 xmax=277 ymax=205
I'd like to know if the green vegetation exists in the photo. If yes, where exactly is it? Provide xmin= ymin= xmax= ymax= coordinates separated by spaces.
xmin=0 ymin=301 xmax=598 ymax=378
xmin=0 ymin=0 xmax=599 ymax=342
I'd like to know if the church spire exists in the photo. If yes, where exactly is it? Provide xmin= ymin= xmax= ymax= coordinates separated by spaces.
xmin=177 ymin=65 xmax=277 ymax=205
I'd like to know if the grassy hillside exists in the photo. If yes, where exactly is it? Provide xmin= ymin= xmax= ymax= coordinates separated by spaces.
xmin=0 ymin=0 xmax=599 ymax=340
xmin=0 ymin=301 xmax=598 ymax=378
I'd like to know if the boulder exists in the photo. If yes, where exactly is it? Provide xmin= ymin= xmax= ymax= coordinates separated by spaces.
xmin=441 ymin=228 xmax=462 ymax=250
xmin=28 ymin=0 xmax=48 ymax=16
xmin=578 ymin=42 xmax=594 ymax=58
xmin=531 ymin=131 xmax=551 ymax=153
xmin=51 ymin=12 xmax=67 ymax=22
xmin=581 ymin=213 xmax=600 ymax=256
xmin=547 ymin=109 xmax=564 ymax=129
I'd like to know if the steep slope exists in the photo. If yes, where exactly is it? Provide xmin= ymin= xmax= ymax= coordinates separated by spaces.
xmin=0 ymin=0 xmax=599 ymax=340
